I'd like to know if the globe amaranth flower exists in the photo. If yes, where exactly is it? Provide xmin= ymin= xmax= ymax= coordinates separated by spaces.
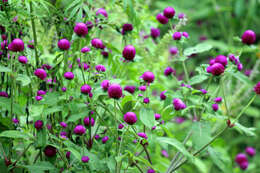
xmin=95 ymin=134 xmax=100 ymax=140
xmin=124 ymin=112 xmax=137 ymax=125
xmin=215 ymin=55 xmax=227 ymax=67
xmin=245 ymin=147 xmax=255 ymax=157
xmin=73 ymin=125 xmax=86 ymax=135
xmin=214 ymin=97 xmax=222 ymax=103
xmin=95 ymin=64 xmax=106 ymax=72
xmin=241 ymin=30 xmax=256 ymax=45
xmin=81 ymin=156 xmax=90 ymax=163
xmin=101 ymin=51 xmax=109 ymax=58
xmin=122 ymin=45 xmax=136 ymax=61
xmin=66 ymin=151 xmax=71 ymax=159
xmin=210 ymin=63 xmax=225 ymax=76
xmin=154 ymin=113 xmax=161 ymax=120
xmin=102 ymin=136 xmax=109 ymax=144
xmin=143 ymin=97 xmax=150 ymax=104
xmin=182 ymin=32 xmax=189 ymax=38
xmin=12 ymin=118 xmax=19 ymax=124
xmin=200 ymin=89 xmax=207 ymax=94
xmin=173 ymin=32 xmax=182 ymax=40
xmin=64 ymin=72 xmax=74 ymax=80
xmin=142 ymin=71 xmax=155 ymax=83
xmin=108 ymin=83 xmax=122 ymax=99
xmin=81 ymin=46 xmax=90 ymax=53
xmin=18 ymin=56 xmax=28 ymax=64
xmin=60 ymin=122 xmax=67 ymax=128
xmin=42 ymin=64 xmax=52 ymax=70
xmin=164 ymin=66 xmax=176 ymax=76
xmin=139 ymin=85 xmax=146 ymax=91
xmin=91 ymin=38 xmax=104 ymax=49
xmin=235 ymin=153 xmax=248 ymax=164
xmin=137 ymin=132 xmax=148 ymax=139
xmin=169 ymin=47 xmax=178 ymax=55
xmin=118 ymin=123 xmax=124 ymax=129
xmin=160 ymin=91 xmax=167 ymax=100
xmin=58 ymin=39 xmax=70 ymax=50
xmin=44 ymin=145 xmax=57 ymax=157
xmin=122 ymin=23 xmax=133 ymax=35
xmin=27 ymin=40 xmax=34 ymax=49
xmin=9 ymin=38 xmax=24 ymax=52
xmin=86 ymin=21 xmax=93 ymax=29
xmin=161 ymin=150 xmax=169 ymax=158
xmin=152 ymin=126 xmax=156 ymax=130
xmin=34 ymin=120 xmax=43 ymax=130
xmin=163 ymin=6 xmax=175 ymax=18
xmin=212 ymin=104 xmax=218 ymax=112
xmin=178 ymin=13 xmax=185 ymax=19
xmin=237 ymin=63 xmax=243 ymax=71
xmin=62 ymin=87 xmax=67 ymax=92
xmin=36 ymin=90 xmax=46 ymax=96
xmin=173 ymin=98 xmax=186 ymax=111
xmin=74 ymin=23 xmax=88 ymax=37
xmin=150 ymin=28 xmax=160 ymax=38
xmin=35 ymin=96 xmax=43 ymax=101
xmin=83 ymin=117 xmax=95 ymax=126
xmin=96 ymin=8 xmax=108 ymax=18
xmin=124 ymin=85 xmax=136 ymax=94
xmin=156 ymin=13 xmax=168 ymax=24
xmin=239 ymin=161 xmax=248 ymax=170
xmin=81 ymin=84 xmax=92 ymax=94
xmin=147 ymin=169 xmax=155 ymax=173
xmin=101 ymin=80 xmax=110 ymax=91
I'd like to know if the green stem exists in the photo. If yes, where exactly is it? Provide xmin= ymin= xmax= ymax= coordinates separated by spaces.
xmin=182 ymin=61 xmax=189 ymax=82
xmin=221 ymin=77 xmax=230 ymax=115
xmin=235 ymin=95 xmax=256 ymax=122
xmin=114 ymin=100 xmax=119 ymax=173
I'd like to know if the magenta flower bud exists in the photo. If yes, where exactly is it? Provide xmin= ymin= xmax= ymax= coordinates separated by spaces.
xmin=142 ymin=71 xmax=155 ymax=83
xmin=139 ymin=85 xmax=146 ymax=91
xmin=147 ymin=169 xmax=155 ymax=173
xmin=81 ymin=46 xmax=90 ymax=53
xmin=137 ymin=132 xmax=147 ymax=139
xmin=178 ymin=13 xmax=185 ymax=19
xmin=35 ymin=96 xmax=43 ymax=101
xmin=241 ymin=30 xmax=256 ymax=45
xmin=81 ymin=156 xmax=89 ymax=163
xmin=124 ymin=85 xmax=136 ymax=94
xmin=64 ymin=72 xmax=74 ymax=80
xmin=118 ymin=123 xmax=124 ymax=129
xmin=182 ymin=32 xmax=189 ymax=38
xmin=200 ymin=89 xmax=207 ymax=94
xmin=122 ymin=45 xmax=136 ymax=61
xmin=163 ymin=6 xmax=175 ymax=18
xmin=150 ymin=28 xmax=160 ymax=38
xmin=73 ymin=125 xmax=86 ymax=135
xmin=101 ymin=51 xmax=109 ymax=58
xmin=228 ymin=54 xmax=236 ymax=63
xmin=169 ymin=47 xmax=178 ymax=55
xmin=1 ymin=34 xmax=7 ymax=40
xmin=173 ymin=32 xmax=182 ymax=40
xmin=91 ymin=38 xmax=104 ymax=49
xmin=206 ymin=65 xmax=212 ymax=73
xmin=108 ymin=83 xmax=122 ymax=99
xmin=18 ymin=56 xmax=28 ymax=64
xmin=102 ymin=136 xmax=109 ymax=144
xmin=237 ymin=63 xmax=243 ymax=71
xmin=1 ymin=41 xmax=7 ymax=50
xmin=133 ymin=139 xmax=137 ymax=143
xmin=81 ymin=84 xmax=92 ymax=94
xmin=66 ymin=151 xmax=71 ymax=159
xmin=74 ymin=23 xmax=88 ymax=37
xmin=214 ymin=97 xmax=222 ymax=103
xmin=209 ymin=59 xmax=215 ymax=65
xmin=215 ymin=55 xmax=227 ymax=67
xmin=60 ymin=122 xmax=67 ymax=128
xmin=161 ymin=150 xmax=169 ymax=158
xmin=173 ymin=98 xmax=186 ymax=111
xmin=27 ymin=40 xmax=34 ymax=49
xmin=164 ymin=66 xmax=175 ymax=76
xmin=44 ymin=145 xmax=57 ymax=157
xmin=34 ymin=68 xmax=47 ymax=80
xmin=254 ymin=82 xmax=260 ymax=95
xmin=101 ymin=80 xmax=110 ymax=91
xmin=95 ymin=64 xmax=106 ymax=72
xmin=235 ymin=153 xmax=248 ymax=164
xmin=160 ymin=91 xmax=167 ymax=100
xmin=95 ymin=135 xmax=100 ymax=140
xmin=154 ymin=113 xmax=161 ymax=120
xmin=210 ymin=63 xmax=225 ymax=76
xmin=42 ymin=64 xmax=52 ymax=70
xmin=239 ymin=161 xmax=248 ymax=170
xmin=152 ymin=126 xmax=156 ymax=130
xmin=86 ymin=21 xmax=93 ymax=29
xmin=83 ymin=117 xmax=95 ymax=126
xmin=143 ymin=97 xmax=150 ymax=104
xmin=46 ymin=124 xmax=52 ymax=130
xmin=96 ymin=8 xmax=108 ymax=18
xmin=245 ymin=147 xmax=256 ymax=157
xmin=61 ymin=87 xmax=67 ymax=92
xmin=10 ymin=38 xmax=24 ymax=52
xmin=34 ymin=120 xmax=43 ymax=130
xmin=12 ymin=118 xmax=19 ymax=124
xmin=176 ymin=117 xmax=185 ymax=124
xmin=124 ymin=112 xmax=137 ymax=125
xmin=122 ymin=23 xmax=133 ymax=34
xmin=58 ymin=39 xmax=70 ymax=50
xmin=156 ymin=13 xmax=168 ymax=24
xmin=244 ymin=70 xmax=251 ymax=77
xmin=37 ymin=90 xmax=46 ymax=96
xmin=212 ymin=104 xmax=218 ymax=112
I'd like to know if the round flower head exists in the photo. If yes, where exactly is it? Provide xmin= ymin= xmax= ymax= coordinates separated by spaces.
xmin=214 ymin=97 xmax=222 ymax=103
xmin=96 ymin=8 xmax=108 ymax=18
xmin=176 ymin=117 xmax=185 ymax=124
xmin=66 ymin=151 xmax=71 ymax=159
xmin=10 ymin=38 xmax=24 ymax=52
xmin=139 ymin=85 xmax=146 ymax=91
xmin=147 ymin=169 xmax=155 ymax=173
xmin=154 ymin=113 xmax=161 ymax=120
xmin=212 ymin=104 xmax=218 ymax=112
xmin=81 ymin=156 xmax=89 ymax=163
xmin=228 ymin=54 xmax=237 ymax=63
xmin=200 ymin=89 xmax=207 ymax=94
xmin=0 ymin=91 xmax=8 ymax=98
xmin=12 ymin=118 xmax=19 ymax=124
xmin=37 ymin=90 xmax=46 ymax=96
xmin=156 ymin=13 xmax=168 ymax=24
xmin=35 ymin=96 xmax=43 ymax=101
xmin=241 ymin=30 xmax=256 ymax=45
xmin=210 ymin=63 xmax=225 ymax=76
xmin=161 ymin=150 xmax=169 ymax=158
xmin=58 ymin=39 xmax=70 ymax=50
xmin=137 ymin=132 xmax=147 ymax=139
xmin=122 ymin=45 xmax=136 ymax=61
xmin=1 ymin=34 xmax=7 ymax=40
xmin=28 ymin=40 xmax=34 ymax=49
xmin=124 ymin=85 xmax=136 ymax=94
xmin=124 ymin=112 xmax=137 ymax=125
xmin=64 ymin=72 xmax=74 ymax=80
xmin=81 ymin=84 xmax=92 ymax=94
xmin=34 ymin=68 xmax=47 ymax=80
xmin=91 ymin=38 xmax=104 ymax=49
xmin=182 ymin=32 xmax=189 ymax=38
xmin=74 ymin=23 xmax=88 ymax=37
xmin=244 ymin=70 xmax=252 ymax=77
xmin=215 ymin=55 xmax=227 ymax=67
xmin=101 ymin=80 xmax=110 ymax=91
xmin=118 ymin=123 xmax=124 ymax=129
xmin=81 ymin=46 xmax=90 ymax=53
xmin=178 ymin=13 xmax=185 ymax=19
xmin=122 ymin=23 xmax=133 ymax=34
xmin=102 ymin=136 xmax=109 ymax=144
xmin=143 ymin=97 xmax=150 ymax=104
xmin=108 ymin=83 xmax=122 ymax=99
xmin=73 ymin=125 xmax=86 ymax=135
xmin=83 ymin=117 xmax=95 ymax=126
xmin=42 ymin=64 xmax=52 ymax=70
xmin=235 ymin=153 xmax=248 ymax=164
xmin=160 ymin=91 xmax=167 ymax=100
xmin=95 ymin=64 xmax=106 ymax=72
xmin=62 ymin=87 xmax=67 ymax=92
xmin=173 ymin=98 xmax=186 ymax=111
xmin=142 ymin=71 xmax=155 ymax=83
xmin=245 ymin=147 xmax=256 ymax=157
xmin=164 ymin=66 xmax=175 ymax=76
xmin=163 ymin=6 xmax=175 ymax=18
xmin=102 ymin=51 xmax=109 ymax=58
xmin=152 ymin=126 xmax=156 ymax=130
xmin=18 ymin=56 xmax=28 ymax=64
xmin=150 ymin=28 xmax=160 ymax=38
xmin=34 ymin=120 xmax=43 ymax=130
xmin=239 ymin=161 xmax=248 ymax=170
xmin=44 ymin=145 xmax=57 ymax=157
xmin=237 ymin=63 xmax=243 ymax=71
xmin=95 ymin=134 xmax=100 ymax=140
xmin=169 ymin=47 xmax=178 ymax=55
xmin=209 ymin=59 xmax=215 ymax=65
xmin=254 ymin=82 xmax=260 ymax=95
xmin=173 ymin=32 xmax=182 ymax=40
xmin=60 ymin=122 xmax=67 ymax=128
xmin=86 ymin=21 xmax=93 ymax=29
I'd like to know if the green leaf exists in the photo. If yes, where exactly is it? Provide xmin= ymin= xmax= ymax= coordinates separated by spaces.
xmin=139 ymin=107 xmax=156 ymax=128
xmin=184 ymin=43 xmax=212 ymax=56
xmin=191 ymin=121 xmax=212 ymax=150
xmin=0 ymin=130 xmax=32 ymax=139
xmin=227 ymin=71 xmax=253 ymax=86
xmin=234 ymin=122 xmax=256 ymax=136
xmin=157 ymin=137 xmax=193 ymax=161
xmin=16 ymin=74 xmax=31 ymax=86
xmin=0 ymin=65 xmax=11 ymax=72
xmin=23 ymin=161 xmax=57 ymax=172
xmin=67 ymin=112 xmax=86 ymax=122
xmin=36 ymin=129 xmax=47 ymax=147
xmin=44 ymin=106 xmax=63 ymax=115
xmin=29 ymin=105 xmax=44 ymax=118
xmin=189 ymin=75 xmax=208 ymax=85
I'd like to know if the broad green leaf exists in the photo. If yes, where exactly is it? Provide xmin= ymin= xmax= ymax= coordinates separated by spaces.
xmin=157 ymin=137 xmax=193 ymax=161
xmin=189 ymin=75 xmax=208 ymax=85
xmin=0 ymin=130 xmax=32 ymax=139
xmin=44 ymin=106 xmax=63 ymax=115
xmin=139 ymin=107 xmax=156 ymax=128
xmin=0 ymin=65 xmax=11 ymax=72
xmin=40 ymin=92 xmax=59 ymax=105
xmin=16 ymin=74 xmax=31 ymax=86
xmin=194 ymin=158 xmax=208 ymax=173
xmin=184 ymin=43 xmax=212 ymax=56
xmin=24 ymin=161 xmax=57 ymax=172
xmin=226 ymin=71 xmax=253 ymax=86
xmin=67 ymin=112 xmax=86 ymax=122
xmin=234 ymin=122 xmax=256 ymax=136
xmin=65 ymin=147 xmax=81 ymax=160
xmin=191 ymin=121 xmax=212 ymax=150
xmin=29 ymin=105 xmax=44 ymax=117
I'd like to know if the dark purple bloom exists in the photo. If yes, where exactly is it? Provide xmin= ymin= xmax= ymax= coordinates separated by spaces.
xmin=101 ymin=51 xmax=109 ymax=58
xmin=209 ymin=59 xmax=215 ymax=65
xmin=200 ymin=89 xmax=207 ymax=94
xmin=81 ymin=46 xmax=90 ymax=53
xmin=74 ymin=23 xmax=88 ymax=37
xmin=178 ymin=13 xmax=185 ymax=19
xmin=254 ymin=82 xmax=260 ymax=95
xmin=81 ymin=84 xmax=92 ymax=94
xmin=173 ymin=32 xmax=182 ymax=40
xmin=210 ymin=63 xmax=225 ymax=76
xmin=27 ymin=40 xmax=34 ymax=49
xmin=101 ymin=80 xmax=110 ymax=91
xmin=235 ymin=153 xmax=248 ymax=164
xmin=214 ymin=97 xmax=222 ymax=103
xmin=58 ymin=39 xmax=70 ymax=50
xmin=160 ymin=91 xmax=166 ymax=100
xmin=83 ymin=117 xmax=95 ymax=126
xmin=161 ymin=150 xmax=169 ymax=157
xmin=9 ymin=38 xmax=24 ymax=52
xmin=35 ymin=95 xmax=43 ymax=101
xmin=73 ymin=125 xmax=86 ymax=135
xmin=95 ymin=64 xmax=106 ymax=72
xmin=150 ymin=28 xmax=160 ymax=38
xmin=86 ymin=21 xmax=93 ymax=29
xmin=137 ymin=132 xmax=147 ymax=139
xmin=237 ymin=63 xmax=243 ymax=71
xmin=124 ymin=85 xmax=136 ymax=94
xmin=139 ymin=85 xmax=146 ymax=91
xmin=142 ymin=71 xmax=155 ymax=83
xmin=18 ymin=56 xmax=28 ymax=64
xmin=95 ymin=135 xmax=100 ymax=140
xmin=118 ymin=124 xmax=124 ymax=129
xmin=122 ymin=45 xmax=136 ymax=61
xmin=81 ymin=156 xmax=89 ymax=163
xmin=182 ymin=32 xmax=189 ymax=38
xmin=62 ymin=87 xmax=67 ymax=92
xmin=244 ymin=70 xmax=252 ymax=77
xmin=212 ymin=104 xmax=218 ymax=112
xmin=156 ymin=13 xmax=168 ymax=24
xmin=66 ymin=151 xmax=71 ymax=159
xmin=34 ymin=68 xmax=47 ymax=80
xmin=173 ymin=98 xmax=186 ymax=111
xmin=122 ymin=23 xmax=133 ymax=34
xmin=34 ymin=120 xmax=43 ymax=130
xmin=91 ymin=38 xmax=104 ymax=49
xmin=241 ymin=30 xmax=256 ymax=45
xmin=245 ymin=147 xmax=256 ymax=157
xmin=124 ymin=112 xmax=137 ymax=125
xmin=163 ymin=6 xmax=175 ymax=18
xmin=239 ymin=161 xmax=248 ymax=170
xmin=102 ymin=136 xmax=109 ymax=144
xmin=44 ymin=145 xmax=57 ymax=157
xmin=60 ymin=122 xmax=67 ymax=128
xmin=169 ymin=47 xmax=178 ymax=55
xmin=96 ymin=8 xmax=108 ymax=18
xmin=12 ymin=118 xmax=19 ymax=124
xmin=108 ymin=83 xmax=122 ymax=99
xmin=143 ymin=97 xmax=150 ymax=104
xmin=154 ymin=113 xmax=161 ymax=120
xmin=147 ymin=169 xmax=155 ymax=173
xmin=64 ymin=72 xmax=74 ymax=80
xmin=37 ymin=90 xmax=46 ymax=96
xmin=215 ymin=55 xmax=227 ymax=67
xmin=164 ymin=66 xmax=175 ymax=76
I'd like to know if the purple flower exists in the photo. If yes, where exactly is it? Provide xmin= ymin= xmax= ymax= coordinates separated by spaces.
xmin=241 ymin=30 xmax=256 ymax=45
xmin=81 ymin=84 xmax=92 ymax=94
xmin=253 ymin=82 xmax=260 ymax=94
xmin=27 ymin=40 xmax=34 ymax=49
xmin=86 ymin=21 xmax=93 ymax=29
xmin=142 ymin=71 xmax=155 ymax=83
xmin=161 ymin=150 xmax=169 ymax=157
xmin=95 ymin=64 xmax=106 ymax=72
xmin=178 ymin=13 xmax=185 ymax=19
xmin=175 ymin=117 xmax=185 ymax=124
xmin=169 ymin=47 xmax=178 ymax=55
xmin=139 ymin=85 xmax=146 ymax=91
xmin=160 ymin=91 xmax=167 ymax=100
xmin=122 ymin=45 xmax=136 ymax=61
xmin=44 ymin=145 xmax=57 ymax=157
xmin=118 ymin=124 xmax=124 ymax=129
xmin=101 ymin=51 xmax=109 ymax=58
xmin=173 ymin=98 xmax=186 ymax=111
xmin=239 ymin=161 xmax=248 ymax=170
xmin=122 ymin=23 xmax=133 ymax=34
xmin=164 ymin=67 xmax=175 ymax=76
xmin=60 ymin=122 xmax=67 ymax=128
xmin=173 ymin=32 xmax=182 ymax=40
xmin=46 ymin=124 xmax=52 ymax=130
xmin=214 ymin=97 xmax=222 ymax=103
xmin=235 ymin=153 xmax=248 ymax=164
xmin=74 ymin=23 xmax=88 ymax=37
xmin=156 ymin=13 xmax=168 ymax=24
xmin=215 ymin=55 xmax=227 ymax=67
xmin=34 ymin=120 xmax=43 ymax=130
xmin=182 ymin=32 xmax=189 ymax=38
xmin=60 ymin=131 xmax=67 ymax=137
xmin=245 ymin=147 xmax=256 ymax=157
xmin=35 ymin=96 xmax=43 ymax=101
xmin=9 ymin=38 xmax=24 ymax=52
xmin=154 ymin=113 xmax=161 ymax=120
xmin=37 ymin=90 xmax=46 ymax=96
xmin=212 ymin=104 xmax=218 ymax=112
xmin=81 ymin=156 xmax=89 ymax=163
xmin=66 ymin=151 xmax=71 ymax=159
xmin=147 ymin=169 xmax=155 ymax=173
xmin=124 ymin=112 xmax=137 ymax=125
xmin=163 ymin=6 xmax=175 ymax=18
xmin=34 ymin=68 xmax=47 ymax=80
xmin=143 ymin=97 xmax=150 ymax=104
xmin=64 ymin=72 xmax=74 ymax=80
xmin=95 ymin=135 xmax=100 ymax=140
xmin=150 ymin=28 xmax=160 ymax=38
xmin=101 ymin=80 xmax=110 ymax=91
xmin=83 ymin=117 xmax=95 ymax=126
xmin=244 ymin=70 xmax=252 ymax=77
xmin=200 ymin=89 xmax=207 ymax=94
xmin=124 ymin=85 xmax=136 ymax=94
xmin=108 ymin=83 xmax=122 ymax=99
xmin=18 ymin=56 xmax=28 ymax=64
xmin=210 ymin=63 xmax=225 ymax=76
xmin=91 ymin=38 xmax=104 ymax=49
xmin=152 ymin=126 xmax=156 ymax=130
xmin=137 ymin=132 xmax=147 ymax=139
xmin=81 ymin=46 xmax=90 ymax=53
xmin=62 ymin=87 xmax=67 ymax=92
xmin=12 ymin=118 xmax=19 ymax=124
xmin=58 ymin=39 xmax=70 ymax=50
xmin=209 ymin=59 xmax=215 ymax=65
xmin=96 ymin=8 xmax=108 ymax=18
xmin=73 ymin=125 xmax=86 ymax=135
xmin=102 ymin=136 xmax=109 ymax=144
xmin=237 ymin=63 xmax=243 ymax=71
